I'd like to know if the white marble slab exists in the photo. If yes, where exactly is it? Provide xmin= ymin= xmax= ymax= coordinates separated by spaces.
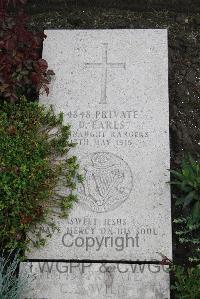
xmin=20 ymin=262 xmax=170 ymax=299
xmin=28 ymin=29 xmax=172 ymax=261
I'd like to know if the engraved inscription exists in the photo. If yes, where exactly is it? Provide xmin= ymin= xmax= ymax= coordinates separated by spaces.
xmin=78 ymin=152 xmax=133 ymax=212
xmin=84 ymin=43 xmax=126 ymax=104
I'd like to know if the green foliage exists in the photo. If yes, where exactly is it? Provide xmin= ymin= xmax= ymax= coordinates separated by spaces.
xmin=173 ymin=217 xmax=200 ymax=263
xmin=0 ymin=251 xmax=30 ymax=299
xmin=170 ymin=156 xmax=200 ymax=224
xmin=171 ymin=156 xmax=200 ymax=298
xmin=0 ymin=99 xmax=82 ymax=253
xmin=172 ymin=265 xmax=200 ymax=299
xmin=171 ymin=156 xmax=200 ymax=263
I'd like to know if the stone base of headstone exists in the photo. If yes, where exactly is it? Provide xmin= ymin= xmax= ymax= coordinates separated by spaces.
xmin=20 ymin=261 xmax=170 ymax=299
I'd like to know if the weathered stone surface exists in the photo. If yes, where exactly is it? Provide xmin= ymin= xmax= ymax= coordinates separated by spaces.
xmin=20 ymin=262 xmax=170 ymax=299
xmin=28 ymin=29 xmax=172 ymax=261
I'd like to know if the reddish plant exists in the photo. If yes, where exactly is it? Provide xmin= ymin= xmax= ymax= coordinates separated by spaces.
xmin=0 ymin=0 xmax=54 ymax=102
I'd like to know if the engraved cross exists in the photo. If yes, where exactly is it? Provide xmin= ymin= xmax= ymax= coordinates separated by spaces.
xmin=84 ymin=43 xmax=126 ymax=104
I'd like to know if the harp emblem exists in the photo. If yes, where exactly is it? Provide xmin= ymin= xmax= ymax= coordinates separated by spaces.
xmin=78 ymin=152 xmax=133 ymax=212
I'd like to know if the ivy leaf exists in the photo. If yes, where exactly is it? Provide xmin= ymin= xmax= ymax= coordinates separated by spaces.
xmin=183 ymin=190 xmax=196 ymax=208
xmin=191 ymin=201 xmax=200 ymax=223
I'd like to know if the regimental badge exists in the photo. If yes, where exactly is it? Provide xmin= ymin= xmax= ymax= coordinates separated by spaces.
xmin=78 ymin=152 xmax=133 ymax=212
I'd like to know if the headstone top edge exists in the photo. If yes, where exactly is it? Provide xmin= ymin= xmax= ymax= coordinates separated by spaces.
xmin=44 ymin=28 xmax=168 ymax=34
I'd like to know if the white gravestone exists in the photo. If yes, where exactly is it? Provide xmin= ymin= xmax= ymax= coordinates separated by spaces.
xmin=28 ymin=29 xmax=172 ymax=261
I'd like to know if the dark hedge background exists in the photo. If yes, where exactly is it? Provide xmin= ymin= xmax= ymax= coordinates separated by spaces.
xmin=28 ymin=0 xmax=200 ymax=13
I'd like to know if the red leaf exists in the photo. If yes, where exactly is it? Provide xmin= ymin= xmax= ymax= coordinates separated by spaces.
xmin=44 ymin=85 xmax=49 ymax=96
xmin=31 ymin=72 xmax=39 ymax=85
xmin=19 ymin=212 xmax=33 ymax=225
xmin=4 ymin=38 xmax=15 ymax=50
xmin=38 ymin=59 xmax=48 ymax=72
xmin=19 ymin=0 xmax=27 ymax=4
xmin=7 ymin=125 xmax=17 ymax=135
